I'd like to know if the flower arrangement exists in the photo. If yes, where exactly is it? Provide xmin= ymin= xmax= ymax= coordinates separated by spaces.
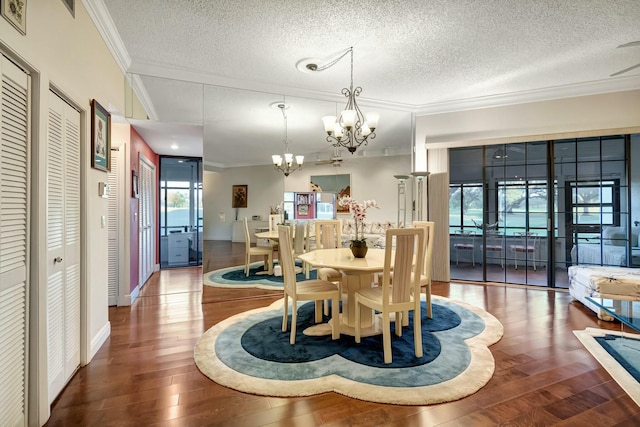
xmin=338 ymin=196 xmax=379 ymax=242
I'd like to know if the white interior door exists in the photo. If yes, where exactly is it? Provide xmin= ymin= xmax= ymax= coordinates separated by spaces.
xmin=0 ymin=54 xmax=30 ymax=427
xmin=46 ymin=90 xmax=81 ymax=404
xmin=139 ymin=155 xmax=155 ymax=286
xmin=107 ymin=148 xmax=122 ymax=306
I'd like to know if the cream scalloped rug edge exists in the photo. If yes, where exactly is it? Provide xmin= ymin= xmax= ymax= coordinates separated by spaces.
xmin=194 ymin=295 xmax=503 ymax=406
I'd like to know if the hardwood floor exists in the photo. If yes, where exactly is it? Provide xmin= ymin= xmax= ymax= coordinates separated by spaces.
xmin=45 ymin=241 xmax=640 ymax=426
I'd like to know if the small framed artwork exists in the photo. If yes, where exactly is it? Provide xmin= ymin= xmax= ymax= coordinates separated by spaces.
xmin=1 ymin=0 xmax=27 ymax=35
xmin=232 ymin=185 xmax=248 ymax=208
xmin=132 ymin=171 xmax=139 ymax=198
xmin=91 ymin=99 xmax=111 ymax=172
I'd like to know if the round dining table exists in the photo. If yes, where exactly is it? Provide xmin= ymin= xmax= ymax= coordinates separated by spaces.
xmin=297 ymin=247 xmax=387 ymax=337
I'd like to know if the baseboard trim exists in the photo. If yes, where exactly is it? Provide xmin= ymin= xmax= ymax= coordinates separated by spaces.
xmin=118 ymin=284 xmax=140 ymax=306
xmin=89 ymin=321 xmax=111 ymax=362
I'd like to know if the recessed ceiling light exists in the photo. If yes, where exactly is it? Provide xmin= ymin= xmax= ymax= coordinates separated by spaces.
xmin=171 ymin=143 xmax=178 ymax=150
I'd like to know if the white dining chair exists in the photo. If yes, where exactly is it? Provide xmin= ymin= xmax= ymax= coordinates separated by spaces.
xmin=315 ymin=219 xmax=343 ymax=314
xmin=279 ymin=225 xmax=340 ymax=344
xmin=243 ymin=217 xmax=273 ymax=276
xmin=354 ymin=227 xmax=425 ymax=364
xmin=292 ymin=221 xmax=310 ymax=278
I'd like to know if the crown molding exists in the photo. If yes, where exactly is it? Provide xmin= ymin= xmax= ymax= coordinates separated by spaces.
xmin=128 ymin=58 xmax=417 ymax=112
xmin=127 ymin=73 xmax=158 ymax=120
xmin=82 ymin=0 xmax=131 ymax=73
xmin=414 ymin=74 xmax=640 ymax=116
xmin=83 ymin=0 xmax=159 ymax=120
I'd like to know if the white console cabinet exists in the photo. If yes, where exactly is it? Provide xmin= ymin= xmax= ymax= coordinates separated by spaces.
xmin=168 ymin=232 xmax=193 ymax=266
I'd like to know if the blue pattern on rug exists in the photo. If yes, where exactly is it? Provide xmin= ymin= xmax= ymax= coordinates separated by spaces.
xmin=205 ymin=261 xmax=316 ymax=288
xmin=214 ymin=297 xmax=487 ymax=387
xmin=241 ymin=302 xmax=461 ymax=368
xmin=596 ymin=334 xmax=640 ymax=381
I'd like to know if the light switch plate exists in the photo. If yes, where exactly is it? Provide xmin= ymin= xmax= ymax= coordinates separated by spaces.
xmin=98 ymin=182 xmax=109 ymax=198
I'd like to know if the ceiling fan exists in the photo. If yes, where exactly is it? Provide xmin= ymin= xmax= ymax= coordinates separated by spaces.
xmin=314 ymin=147 xmax=344 ymax=167
xmin=610 ymin=41 xmax=640 ymax=77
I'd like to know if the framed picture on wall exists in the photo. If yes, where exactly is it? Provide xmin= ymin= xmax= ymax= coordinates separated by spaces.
xmin=232 ymin=184 xmax=248 ymax=208
xmin=91 ymin=99 xmax=111 ymax=171
xmin=310 ymin=174 xmax=351 ymax=214
xmin=1 ymin=0 xmax=27 ymax=35
xmin=132 ymin=171 xmax=139 ymax=198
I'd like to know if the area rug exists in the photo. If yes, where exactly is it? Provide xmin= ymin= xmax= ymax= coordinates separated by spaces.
xmin=574 ymin=327 xmax=640 ymax=406
xmin=203 ymin=261 xmax=316 ymax=290
xmin=194 ymin=295 xmax=503 ymax=405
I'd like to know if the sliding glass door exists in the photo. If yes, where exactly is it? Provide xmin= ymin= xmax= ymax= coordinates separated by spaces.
xmin=449 ymin=134 xmax=638 ymax=288
xmin=483 ymin=142 xmax=549 ymax=285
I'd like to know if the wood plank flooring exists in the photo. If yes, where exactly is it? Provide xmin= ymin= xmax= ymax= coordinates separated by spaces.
xmin=45 ymin=241 xmax=640 ymax=426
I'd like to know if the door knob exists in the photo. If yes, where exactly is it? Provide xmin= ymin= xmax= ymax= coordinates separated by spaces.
xmin=54 ymin=257 xmax=63 ymax=264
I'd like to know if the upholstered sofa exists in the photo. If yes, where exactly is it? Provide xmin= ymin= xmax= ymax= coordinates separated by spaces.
xmin=303 ymin=219 xmax=400 ymax=249
xmin=340 ymin=219 xmax=399 ymax=248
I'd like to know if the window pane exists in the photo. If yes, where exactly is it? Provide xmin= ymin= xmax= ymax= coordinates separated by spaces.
xmin=166 ymin=189 xmax=190 ymax=230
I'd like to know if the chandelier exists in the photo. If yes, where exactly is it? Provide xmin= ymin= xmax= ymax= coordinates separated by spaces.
xmin=313 ymin=47 xmax=379 ymax=154
xmin=271 ymin=102 xmax=303 ymax=177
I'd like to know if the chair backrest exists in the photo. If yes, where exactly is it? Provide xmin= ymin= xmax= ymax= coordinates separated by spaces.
xmin=315 ymin=220 xmax=342 ymax=249
xmin=293 ymin=221 xmax=307 ymax=255
xmin=412 ymin=221 xmax=435 ymax=281
xmin=243 ymin=217 xmax=251 ymax=255
xmin=455 ymin=229 xmax=475 ymax=245
xmin=380 ymin=228 xmax=425 ymax=304
xmin=268 ymin=214 xmax=280 ymax=232
xmin=520 ymin=231 xmax=538 ymax=249
xmin=278 ymin=225 xmax=296 ymax=295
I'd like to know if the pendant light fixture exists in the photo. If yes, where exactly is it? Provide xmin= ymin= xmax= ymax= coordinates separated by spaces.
xmin=304 ymin=47 xmax=379 ymax=154
xmin=271 ymin=100 xmax=303 ymax=177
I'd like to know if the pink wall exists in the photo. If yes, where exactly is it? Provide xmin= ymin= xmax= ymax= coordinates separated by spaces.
xmin=129 ymin=127 xmax=159 ymax=292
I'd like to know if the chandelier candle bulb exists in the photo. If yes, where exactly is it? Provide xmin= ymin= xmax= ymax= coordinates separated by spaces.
xmin=366 ymin=112 xmax=379 ymax=130
xmin=323 ymin=116 xmax=336 ymax=133
xmin=341 ymin=110 xmax=356 ymax=128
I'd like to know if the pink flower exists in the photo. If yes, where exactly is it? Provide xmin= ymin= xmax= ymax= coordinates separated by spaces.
xmin=338 ymin=197 xmax=378 ymax=241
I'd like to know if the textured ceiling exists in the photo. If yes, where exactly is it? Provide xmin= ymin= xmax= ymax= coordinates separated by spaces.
xmin=94 ymin=0 xmax=640 ymax=167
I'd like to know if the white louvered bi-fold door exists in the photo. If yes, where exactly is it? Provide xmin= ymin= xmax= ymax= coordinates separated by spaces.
xmin=46 ymin=91 xmax=81 ymax=404
xmin=107 ymin=149 xmax=120 ymax=305
xmin=0 ymin=56 xmax=30 ymax=427
xmin=139 ymin=156 xmax=155 ymax=286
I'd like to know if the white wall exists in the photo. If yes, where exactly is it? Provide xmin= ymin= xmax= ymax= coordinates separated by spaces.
xmin=1 ymin=2 xmax=125 ymax=423
xmin=417 ymin=89 xmax=640 ymax=148
xmin=203 ymin=155 xmax=412 ymax=240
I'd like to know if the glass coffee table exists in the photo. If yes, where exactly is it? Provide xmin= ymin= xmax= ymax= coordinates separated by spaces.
xmin=586 ymin=297 xmax=640 ymax=333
